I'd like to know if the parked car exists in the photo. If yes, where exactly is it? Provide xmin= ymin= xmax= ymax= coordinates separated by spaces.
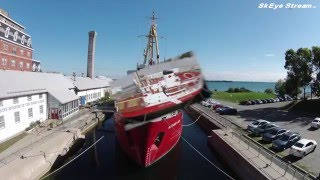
xmin=219 ymin=107 xmax=237 ymax=115
xmin=249 ymin=100 xmax=256 ymax=105
xmin=212 ymin=104 xmax=224 ymax=110
xmin=247 ymin=119 xmax=270 ymax=133
xmin=264 ymin=99 xmax=271 ymax=103
xmin=278 ymin=97 xmax=285 ymax=101
xmin=289 ymin=139 xmax=317 ymax=158
xmin=252 ymin=123 xmax=278 ymax=136
xmin=261 ymin=99 xmax=267 ymax=104
xmin=311 ymin=117 xmax=320 ymax=129
xmin=272 ymin=132 xmax=301 ymax=151
xmin=268 ymin=98 xmax=275 ymax=103
xmin=262 ymin=127 xmax=288 ymax=142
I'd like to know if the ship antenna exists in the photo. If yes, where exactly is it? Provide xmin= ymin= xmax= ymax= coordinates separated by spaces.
xmin=138 ymin=11 xmax=163 ymax=69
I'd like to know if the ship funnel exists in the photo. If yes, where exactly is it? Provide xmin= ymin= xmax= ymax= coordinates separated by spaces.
xmin=87 ymin=31 xmax=97 ymax=78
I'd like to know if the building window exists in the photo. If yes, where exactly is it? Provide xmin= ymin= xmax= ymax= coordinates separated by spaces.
xmin=12 ymin=47 xmax=17 ymax=55
xmin=13 ymin=31 xmax=18 ymax=41
xmin=27 ymin=96 xmax=32 ymax=101
xmin=14 ymin=112 xmax=20 ymax=123
xmin=20 ymin=49 xmax=24 ymax=56
xmin=1 ymin=58 xmax=7 ymax=65
xmin=39 ymin=94 xmax=43 ymax=99
xmin=19 ymin=62 xmax=23 ymax=69
xmin=28 ymin=108 xmax=33 ymax=118
xmin=27 ymin=52 xmax=30 ymax=57
xmin=5 ymin=27 xmax=10 ymax=38
xmin=27 ymin=38 xmax=32 ymax=47
xmin=0 ymin=116 xmax=5 ymax=129
xmin=3 ymin=44 xmax=8 ymax=51
xmin=21 ymin=35 xmax=25 ymax=44
xmin=0 ymin=100 xmax=3 ymax=107
xmin=13 ymin=98 xmax=19 ymax=104
xmin=26 ymin=63 xmax=30 ymax=69
xmin=11 ymin=60 xmax=15 ymax=67
xmin=39 ymin=105 xmax=43 ymax=114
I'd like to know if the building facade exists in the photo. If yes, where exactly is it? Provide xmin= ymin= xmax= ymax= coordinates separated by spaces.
xmin=0 ymin=8 xmax=40 ymax=72
xmin=0 ymin=93 xmax=47 ymax=142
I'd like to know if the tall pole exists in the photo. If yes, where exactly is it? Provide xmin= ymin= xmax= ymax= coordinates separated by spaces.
xmin=87 ymin=31 xmax=97 ymax=78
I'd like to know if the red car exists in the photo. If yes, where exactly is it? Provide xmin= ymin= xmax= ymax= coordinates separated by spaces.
xmin=212 ymin=104 xmax=224 ymax=110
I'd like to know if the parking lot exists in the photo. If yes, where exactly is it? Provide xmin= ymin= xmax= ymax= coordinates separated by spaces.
xmin=202 ymin=99 xmax=320 ymax=175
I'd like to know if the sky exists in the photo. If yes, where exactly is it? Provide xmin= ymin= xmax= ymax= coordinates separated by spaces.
xmin=1 ymin=0 xmax=320 ymax=82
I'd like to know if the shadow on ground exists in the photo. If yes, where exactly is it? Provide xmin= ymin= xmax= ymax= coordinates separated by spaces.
xmin=237 ymin=107 xmax=317 ymax=127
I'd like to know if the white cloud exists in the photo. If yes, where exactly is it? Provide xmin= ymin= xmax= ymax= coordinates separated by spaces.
xmin=265 ymin=53 xmax=275 ymax=57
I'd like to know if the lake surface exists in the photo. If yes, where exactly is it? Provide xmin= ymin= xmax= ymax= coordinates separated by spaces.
xmin=50 ymin=111 xmax=234 ymax=180
xmin=206 ymin=81 xmax=312 ymax=93
xmin=206 ymin=81 xmax=275 ymax=92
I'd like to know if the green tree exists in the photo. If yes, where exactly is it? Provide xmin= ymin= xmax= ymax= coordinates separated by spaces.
xmin=311 ymin=46 xmax=320 ymax=97
xmin=284 ymin=48 xmax=312 ymax=99
xmin=275 ymin=79 xmax=286 ymax=96
xmin=264 ymin=88 xmax=274 ymax=94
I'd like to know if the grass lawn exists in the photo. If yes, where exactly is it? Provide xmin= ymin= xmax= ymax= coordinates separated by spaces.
xmin=212 ymin=91 xmax=276 ymax=103
xmin=0 ymin=132 xmax=27 ymax=153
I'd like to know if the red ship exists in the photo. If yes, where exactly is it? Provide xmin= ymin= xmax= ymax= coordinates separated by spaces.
xmin=111 ymin=12 xmax=203 ymax=167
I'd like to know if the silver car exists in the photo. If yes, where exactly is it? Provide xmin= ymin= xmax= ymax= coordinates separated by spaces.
xmin=247 ymin=119 xmax=270 ymax=133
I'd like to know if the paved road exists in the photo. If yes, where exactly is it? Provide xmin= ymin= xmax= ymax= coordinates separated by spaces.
xmin=205 ymin=100 xmax=320 ymax=176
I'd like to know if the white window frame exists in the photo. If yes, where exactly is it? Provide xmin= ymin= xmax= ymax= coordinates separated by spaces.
xmin=28 ymin=108 xmax=33 ymax=118
xmin=5 ymin=27 xmax=10 ymax=38
xmin=0 ymin=116 xmax=5 ymax=129
xmin=3 ymin=44 xmax=8 ymax=51
xmin=0 ymin=100 xmax=3 ymax=107
xmin=14 ymin=111 xmax=20 ymax=123
xmin=39 ymin=105 xmax=43 ymax=114
xmin=26 ymin=63 xmax=30 ymax=69
xmin=13 ymin=98 xmax=19 ymax=104
xmin=11 ymin=60 xmax=15 ymax=67
xmin=27 ymin=96 xmax=32 ymax=101
xmin=1 ymin=58 xmax=7 ymax=65
xmin=19 ymin=61 xmax=23 ymax=69
xmin=13 ymin=31 xmax=18 ymax=41
xmin=39 ymin=94 xmax=43 ymax=99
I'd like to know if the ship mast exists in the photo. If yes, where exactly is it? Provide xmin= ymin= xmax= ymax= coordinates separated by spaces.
xmin=139 ymin=11 xmax=160 ymax=69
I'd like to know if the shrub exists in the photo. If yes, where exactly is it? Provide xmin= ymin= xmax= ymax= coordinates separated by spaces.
xmin=226 ymin=88 xmax=234 ymax=93
xmin=264 ymin=88 xmax=274 ymax=94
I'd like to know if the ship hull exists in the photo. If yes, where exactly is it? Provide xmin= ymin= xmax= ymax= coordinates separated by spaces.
xmin=114 ymin=110 xmax=183 ymax=167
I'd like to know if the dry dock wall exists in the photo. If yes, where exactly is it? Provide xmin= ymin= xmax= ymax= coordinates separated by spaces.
xmin=208 ymin=130 xmax=268 ymax=180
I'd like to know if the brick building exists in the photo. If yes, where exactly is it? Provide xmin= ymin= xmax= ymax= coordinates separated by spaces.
xmin=0 ymin=8 xmax=40 ymax=72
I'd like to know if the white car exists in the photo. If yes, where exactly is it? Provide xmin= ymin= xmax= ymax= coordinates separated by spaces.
xmin=289 ymin=139 xmax=317 ymax=158
xmin=311 ymin=118 xmax=320 ymax=128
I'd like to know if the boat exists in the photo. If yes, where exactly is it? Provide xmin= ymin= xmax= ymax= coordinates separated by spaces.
xmin=111 ymin=12 xmax=203 ymax=167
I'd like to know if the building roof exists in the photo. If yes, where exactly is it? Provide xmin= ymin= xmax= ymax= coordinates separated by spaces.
xmin=0 ymin=70 xmax=78 ymax=103
xmin=69 ymin=76 xmax=112 ymax=91
xmin=50 ymin=89 xmax=79 ymax=104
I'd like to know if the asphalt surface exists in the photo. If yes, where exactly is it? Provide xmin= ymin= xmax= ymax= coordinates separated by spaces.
xmin=209 ymin=99 xmax=320 ymax=176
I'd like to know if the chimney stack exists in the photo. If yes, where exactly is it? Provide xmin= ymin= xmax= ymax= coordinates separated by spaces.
xmin=87 ymin=31 xmax=97 ymax=78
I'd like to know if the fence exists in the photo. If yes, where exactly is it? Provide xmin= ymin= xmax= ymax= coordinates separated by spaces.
xmin=190 ymin=103 xmax=315 ymax=180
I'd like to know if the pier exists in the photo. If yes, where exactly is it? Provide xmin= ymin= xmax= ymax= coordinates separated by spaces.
xmin=188 ymin=103 xmax=316 ymax=180
xmin=0 ymin=108 xmax=106 ymax=179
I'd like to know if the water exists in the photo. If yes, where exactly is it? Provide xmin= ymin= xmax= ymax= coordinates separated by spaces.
xmin=206 ymin=81 xmax=275 ymax=92
xmin=206 ymin=81 xmax=312 ymax=93
xmin=50 ymin=112 xmax=233 ymax=180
